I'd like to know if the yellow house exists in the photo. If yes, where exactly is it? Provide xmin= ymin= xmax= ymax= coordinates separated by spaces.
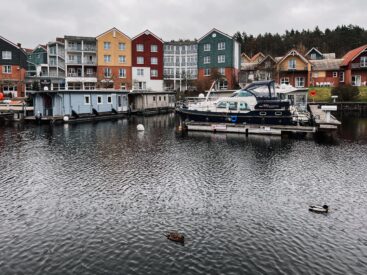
xmin=276 ymin=49 xmax=311 ymax=88
xmin=96 ymin=27 xmax=132 ymax=90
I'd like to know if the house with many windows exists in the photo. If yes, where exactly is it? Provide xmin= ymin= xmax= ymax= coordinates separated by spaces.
xmin=197 ymin=28 xmax=240 ymax=90
xmin=276 ymin=49 xmax=311 ymax=88
xmin=46 ymin=38 xmax=66 ymax=91
xmin=0 ymin=36 xmax=27 ymax=97
xmin=96 ymin=27 xmax=132 ymax=90
xmin=239 ymin=55 xmax=276 ymax=86
xmin=339 ymin=44 xmax=367 ymax=86
xmin=64 ymin=36 xmax=97 ymax=90
xmin=163 ymin=40 xmax=197 ymax=91
xmin=132 ymin=30 xmax=164 ymax=91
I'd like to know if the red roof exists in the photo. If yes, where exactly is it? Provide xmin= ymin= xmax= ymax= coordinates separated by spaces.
xmin=250 ymin=52 xmax=265 ymax=62
xmin=341 ymin=44 xmax=367 ymax=66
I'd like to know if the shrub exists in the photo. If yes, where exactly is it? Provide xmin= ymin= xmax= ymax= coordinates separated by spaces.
xmin=331 ymin=84 xmax=359 ymax=101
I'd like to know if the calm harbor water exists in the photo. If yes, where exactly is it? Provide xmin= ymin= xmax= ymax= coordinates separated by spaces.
xmin=0 ymin=114 xmax=367 ymax=275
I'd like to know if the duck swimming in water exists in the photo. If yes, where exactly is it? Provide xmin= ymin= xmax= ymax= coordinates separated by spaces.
xmin=309 ymin=205 xmax=329 ymax=213
xmin=166 ymin=231 xmax=185 ymax=244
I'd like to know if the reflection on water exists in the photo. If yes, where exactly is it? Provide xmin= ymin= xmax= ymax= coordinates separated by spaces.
xmin=0 ymin=114 xmax=367 ymax=275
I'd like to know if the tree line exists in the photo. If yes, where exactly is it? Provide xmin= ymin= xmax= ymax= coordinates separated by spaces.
xmin=234 ymin=25 xmax=367 ymax=58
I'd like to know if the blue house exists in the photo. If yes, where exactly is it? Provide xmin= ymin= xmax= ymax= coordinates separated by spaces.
xmin=31 ymin=90 xmax=129 ymax=118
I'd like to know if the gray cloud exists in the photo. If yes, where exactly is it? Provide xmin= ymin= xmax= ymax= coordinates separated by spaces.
xmin=1 ymin=0 xmax=367 ymax=48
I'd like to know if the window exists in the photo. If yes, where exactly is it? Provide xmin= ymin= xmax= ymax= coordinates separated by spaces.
xmin=151 ymin=45 xmax=158 ymax=52
xmin=118 ymin=55 xmax=126 ymax=63
xmin=219 ymin=68 xmax=225 ymax=75
xmin=2 ymin=65 xmax=11 ymax=74
xmin=216 ymin=101 xmax=227 ymax=108
xmin=153 ymin=96 xmax=156 ymax=101
xmin=204 ymin=68 xmax=211 ymax=76
xmin=312 ymin=72 xmax=319 ymax=78
xmin=104 ymin=42 xmax=111 ymax=50
xmin=228 ymin=102 xmax=238 ymax=111
xmin=310 ymin=53 xmax=317 ymax=60
xmin=2 ymin=51 xmax=12 ymax=60
xmin=151 ymin=69 xmax=158 ymax=77
xmin=104 ymin=68 xmax=112 ymax=77
xmin=104 ymin=55 xmax=111 ymax=62
xmin=360 ymin=56 xmax=367 ymax=67
xmin=265 ymin=61 xmax=271 ymax=68
xmin=339 ymin=71 xmax=345 ymax=82
xmin=97 ymin=95 xmax=103 ymax=104
xmin=119 ymin=43 xmax=126 ymax=50
xmin=332 ymin=72 xmax=338 ymax=78
xmin=137 ymin=57 xmax=144 ymax=64
xmin=136 ymin=44 xmax=144 ymax=51
xmin=119 ymin=68 xmax=126 ymax=78
xmin=239 ymin=103 xmax=249 ymax=111
xmin=288 ymin=59 xmax=296 ymax=69
xmin=352 ymin=75 xmax=361 ymax=86
xmin=84 ymin=95 xmax=90 ymax=105
xmin=86 ymin=68 xmax=94 ymax=76
xmin=164 ymin=96 xmax=166 ymax=101
xmin=218 ymin=42 xmax=225 ymax=50
xmin=137 ymin=68 xmax=144 ymax=76
xmin=280 ymin=77 xmax=289 ymax=85
xmin=204 ymin=43 xmax=211 ymax=51
xmin=218 ymin=55 xmax=225 ymax=63
xmin=107 ymin=95 xmax=112 ymax=104
xmin=204 ymin=56 xmax=210 ymax=64
xmin=151 ymin=57 xmax=158 ymax=64
xmin=135 ymin=81 xmax=146 ymax=90
xmin=295 ymin=77 xmax=305 ymax=88
xmin=159 ymin=96 xmax=161 ymax=101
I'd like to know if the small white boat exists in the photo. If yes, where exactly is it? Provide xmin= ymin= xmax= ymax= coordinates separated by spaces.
xmin=309 ymin=205 xmax=329 ymax=213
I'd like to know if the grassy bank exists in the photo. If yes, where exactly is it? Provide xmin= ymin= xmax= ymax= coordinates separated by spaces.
xmin=308 ymin=87 xmax=367 ymax=102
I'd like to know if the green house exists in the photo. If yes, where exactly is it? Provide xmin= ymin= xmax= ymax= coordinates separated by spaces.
xmin=26 ymin=45 xmax=47 ymax=76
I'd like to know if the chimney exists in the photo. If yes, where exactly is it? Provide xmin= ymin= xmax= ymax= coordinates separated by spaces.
xmin=17 ymin=43 xmax=22 ymax=48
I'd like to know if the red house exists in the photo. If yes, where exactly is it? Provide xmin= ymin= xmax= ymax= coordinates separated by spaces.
xmin=131 ymin=30 xmax=163 ymax=91
xmin=340 ymin=44 xmax=367 ymax=86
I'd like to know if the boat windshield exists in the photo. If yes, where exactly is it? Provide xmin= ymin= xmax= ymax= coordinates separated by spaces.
xmin=245 ymin=81 xmax=276 ymax=99
xmin=231 ymin=90 xmax=253 ymax=97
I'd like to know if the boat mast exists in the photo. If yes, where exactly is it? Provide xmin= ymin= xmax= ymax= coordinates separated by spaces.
xmin=205 ymin=80 xmax=217 ymax=102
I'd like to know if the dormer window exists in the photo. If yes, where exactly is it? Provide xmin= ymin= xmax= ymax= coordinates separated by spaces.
xmin=288 ymin=59 xmax=296 ymax=70
xmin=360 ymin=56 xmax=367 ymax=67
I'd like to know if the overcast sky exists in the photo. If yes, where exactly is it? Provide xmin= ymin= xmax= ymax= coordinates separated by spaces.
xmin=1 ymin=0 xmax=366 ymax=48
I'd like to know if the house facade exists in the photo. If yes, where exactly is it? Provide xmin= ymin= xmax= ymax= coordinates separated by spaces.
xmin=96 ymin=27 xmax=132 ymax=90
xmin=340 ymin=44 xmax=367 ymax=86
xmin=276 ymin=49 xmax=311 ymax=88
xmin=239 ymin=55 xmax=276 ymax=86
xmin=64 ymin=36 xmax=97 ymax=90
xmin=25 ymin=45 xmax=49 ymax=91
xmin=0 ymin=36 xmax=27 ymax=97
xmin=132 ymin=30 xmax=164 ymax=91
xmin=47 ymin=38 xmax=66 ymax=90
xmin=306 ymin=47 xmax=335 ymax=60
xmin=310 ymin=59 xmax=343 ymax=87
xmin=163 ymin=41 xmax=197 ymax=91
xmin=197 ymin=28 xmax=240 ymax=90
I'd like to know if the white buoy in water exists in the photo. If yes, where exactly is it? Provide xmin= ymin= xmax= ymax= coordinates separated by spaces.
xmin=63 ymin=116 xmax=69 ymax=122
xmin=137 ymin=124 xmax=145 ymax=131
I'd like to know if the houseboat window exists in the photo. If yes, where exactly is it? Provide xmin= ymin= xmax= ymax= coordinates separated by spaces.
xmin=333 ymin=72 xmax=338 ymax=78
xmin=159 ymin=96 xmax=161 ymax=101
xmin=153 ymin=96 xmax=156 ymax=101
xmin=260 ymin=112 xmax=267 ymax=116
xmin=232 ymin=90 xmax=253 ymax=97
xmin=239 ymin=103 xmax=249 ymax=110
xmin=164 ymin=96 xmax=166 ymax=101
xmin=216 ymin=101 xmax=227 ymax=108
xmin=275 ymin=112 xmax=282 ymax=116
xmin=84 ymin=95 xmax=90 ymax=105
xmin=107 ymin=95 xmax=112 ymax=104
xmin=228 ymin=102 xmax=238 ymax=111
xmin=97 ymin=95 xmax=103 ymax=104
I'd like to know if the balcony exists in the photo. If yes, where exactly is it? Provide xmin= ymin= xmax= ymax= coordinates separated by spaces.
xmin=83 ymin=45 xmax=96 ymax=52
xmin=351 ymin=63 xmax=367 ymax=69
xmin=68 ymin=72 xmax=82 ymax=77
xmin=84 ymin=60 xmax=97 ymax=65
xmin=66 ymin=60 xmax=82 ymax=65
xmin=67 ymin=45 xmax=82 ymax=51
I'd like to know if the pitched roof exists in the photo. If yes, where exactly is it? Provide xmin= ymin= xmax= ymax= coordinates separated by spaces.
xmin=23 ymin=48 xmax=33 ymax=53
xmin=275 ymin=56 xmax=283 ymax=63
xmin=277 ymin=49 xmax=309 ymax=65
xmin=132 ymin=29 xmax=163 ymax=43
xmin=0 ymin=35 xmax=27 ymax=55
xmin=241 ymin=53 xmax=251 ymax=62
xmin=96 ymin=27 xmax=131 ymax=40
xmin=310 ymin=59 xmax=343 ymax=71
xmin=198 ymin=28 xmax=233 ymax=42
xmin=341 ymin=44 xmax=367 ymax=66
xmin=322 ymin=53 xmax=336 ymax=59
xmin=250 ymin=52 xmax=265 ymax=62
xmin=258 ymin=55 xmax=275 ymax=65
xmin=242 ymin=62 xmax=257 ymax=70
xmin=306 ymin=47 xmax=323 ymax=57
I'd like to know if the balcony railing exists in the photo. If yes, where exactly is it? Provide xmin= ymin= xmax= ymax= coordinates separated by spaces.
xmin=68 ymin=72 xmax=82 ymax=77
xmin=83 ymin=46 xmax=96 ymax=51
xmin=84 ymin=60 xmax=97 ymax=65
xmin=67 ymin=46 xmax=82 ymax=51
xmin=67 ymin=60 xmax=82 ymax=65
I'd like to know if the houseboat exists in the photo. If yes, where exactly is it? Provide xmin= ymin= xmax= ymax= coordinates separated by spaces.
xmin=178 ymin=80 xmax=311 ymax=126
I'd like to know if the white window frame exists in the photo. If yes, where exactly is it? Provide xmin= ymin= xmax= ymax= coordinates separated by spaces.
xmin=104 ymin=55 xmax=111 ymax=63
xmin=219 ymin=68 xmax=225 ymax=75
xmin=204 ymin=43 xmax=211 ymax=51
xmin=151 ymin=44 xmax=158 ymax=52
xmin=97 ymin=95 xmax=103 ymax=105
xmin=352 ymin=75 xmax=361 ymax=86
xmin=136 ymin=44 xmax=144 ymax=52
xmin=107 ymin=95 xmax=112 ymax=104
xmin=204 ymin=56 xmax=210 ymax=64
xmin=2 ymin=51 xmax=12 ymax=60
xmin=288 ymin=59 xmax=296 ymax=70
xmin=151 ymin=57 xmax=158 ymax=65
xmin=332 ymin=72 xmax=338 ymax=78
xmin=84 ymin=95 xmax=91 ymax=105
xmin=2 ymin=65 xmax=11 ymax=74
xmin=104 ymin=42 xmax=111 ymax=50
xmin=119 ymin=43 xmax=126 ymax=51
xmin=218 ymin=55 xmax=225 ymax=63
xmin=204 ymin=68 xmax=211 ymax=76
xmin=360 ymin=56 xmax=367 ymax=68
xmin=295 ymin=77 xmax=305 ymax=88
xmin=218 ymin=42 xmax=225 ymax=50
xmin=151 ymin=69 xmax=158 ymax=77
xmin=104 ymin=68 xmax=112 ymax=78
xmin=310 ymin=53 xmax=317 ymax=60
xmin=137 ymin=68 xmax=144 ymax=76
xmin=119 ymin=68 xmax=126 ymax=78
xmin=119 ymin=55 xmax=126 ymax=63
xmin=339 ymin=71 xmax=345 ymax=82
xmin=280 ymin=77 xmax=289 ymax=85
xmin=137 ymin=57 xmax=144 ymax=64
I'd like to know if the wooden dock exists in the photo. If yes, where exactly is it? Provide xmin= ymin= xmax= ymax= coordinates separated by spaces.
xmin=309 ymin=104 xmax=341 ymax=131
